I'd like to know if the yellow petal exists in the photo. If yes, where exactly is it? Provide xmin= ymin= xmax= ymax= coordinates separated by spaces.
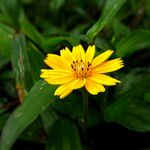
xmin=40 ymin=69 xmax=73 ymax=79
xmin=85 ymin=79 xmax=105 ymax=95
xmin=92 ymin=50 xmax=113 ymax=68
xmin=85 ymin=45 xmax=95 ymax=63
xmin=54 ymin=78 xmax=86 ymax=98
xmin=71 ymin=78 xmax=86 ymax=89
xmin=44 ymin=54 xmax=70 ymax=70
xmin=90 ymin=74 xmax=120 ymax=86
xmin=60 ymin=79 xmax=86 ymax=99
xmin=60 ymin=47 xmax=75 ymax=64
xmin=54 ymin=84 xmax=68 ymax=96
xmin=41 ymin=69 xmax=74 ymax=85
xmin=60 ymin=89 xmax=73 ymax=99
xmin=44 ymin=76 xmax=74 ymax=85
xmin=72 ymin=45 xmax=85 ymax=61
xmin=63 ymin=78 xmax=86 ymax=90
xmin=41 ymin=69 xmax=72 ymax=76
xmin=92 ymin=58 xmax=124 ymax=73
xmin=54 ymin=84 xmax=73 ymax=99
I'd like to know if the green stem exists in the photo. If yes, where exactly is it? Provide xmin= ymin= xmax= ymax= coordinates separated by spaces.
xmin=81 ymin=89 xmax=88 ymax=130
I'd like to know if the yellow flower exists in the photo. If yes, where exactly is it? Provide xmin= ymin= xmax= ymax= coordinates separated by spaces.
xmin=40 ymin=45 xmax=124 ymax=99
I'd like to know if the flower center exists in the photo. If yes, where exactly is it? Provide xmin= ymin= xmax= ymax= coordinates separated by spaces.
xmin=71 ymin=59 xmax=91 ymax=79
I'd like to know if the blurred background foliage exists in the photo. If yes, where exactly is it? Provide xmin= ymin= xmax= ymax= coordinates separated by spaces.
xmin=0 ymin=0 xmax=150 ymax=150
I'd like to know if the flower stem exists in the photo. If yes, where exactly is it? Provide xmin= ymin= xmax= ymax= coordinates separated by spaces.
xmin=81 ymin=88 xmax=88 ymax=130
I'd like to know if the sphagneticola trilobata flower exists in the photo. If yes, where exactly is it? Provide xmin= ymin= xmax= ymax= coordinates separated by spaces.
xmin=40 ymin=45 xmax=124 ymax=99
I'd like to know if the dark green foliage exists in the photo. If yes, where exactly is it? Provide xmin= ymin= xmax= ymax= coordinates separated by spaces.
xmin=46 ymin=119 xmax=82 ymax=150
xmin=105 ymin=68 xmax=150 ymax=132
xmin=0 ymin=0 xmax=150 ymax=150
xmin=0 ymin=80 xmax=57 ymax=150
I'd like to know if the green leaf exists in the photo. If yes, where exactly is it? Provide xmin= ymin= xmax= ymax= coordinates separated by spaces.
xmin=49 ymin=0 xmax=66 ymax=11
xmin=116 ymin=29 xmax=150 ymax=57
xmin=22 ymin=0 xmax=33 ymax=4
xmin=51 ymin=92 xmax=102 ymax=128
xmin=27 ymin=42 xmax=44 ymax=82
xmin=111 ymin=18 xmax=130 ymax=43
xmin=40 ymin=106 xmax=58 ymax=134
xmin=44 ymin=36 xmax=80 ymax=53
xmin=0 ymin=0 xmax=21 ymax=27
xmin=0 ymin=114 xmax=9 ymax=130
xmin=104 ymin=68 xmax=150 ymax=132
xmin=51 ymin=93 xmax=83 ymax=119
xmin=46 ymin=119 xmax=82 ymax=150
xmin=86 ymin=0 xmax=126 ymax=42
xmin=20 ymin=15 xmax=46 ymax=50
xmin=146 ymin=0 xmax=150 ymax=17
xmin=144 ymin=92 xmax=150 ymax=103
xmin=0 ymin=80 xmax=57 ymax=150
xmin=3 ymin=80 xmax=18 ymax=98
xmin=11 ymin=33 xmax=33 ymax=101
xmin=19 ymin=117 xmax=45 ymax=144
xmin=0 ymin=23 xmax=14 ymax=68
xmin=95 ymin=38 xmax=110 ymax=50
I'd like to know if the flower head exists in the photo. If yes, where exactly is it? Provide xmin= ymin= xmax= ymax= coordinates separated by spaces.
xmin=40 ymin=45 xmax=124 ymax=99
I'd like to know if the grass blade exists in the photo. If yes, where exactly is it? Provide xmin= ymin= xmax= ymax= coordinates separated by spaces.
xmin=20 ymin=15 xmax=46 ymax=51
xmin=116 ymin=29 xmax=150 ymax=57
xmin=86 ymin=0 xmax=126 ymax=42
xmin=0 ymin=80 xmax=57 ymax=150
xmin=11 ymin=33 xmax=33 ymax=101
xmin=0 ymin=23 xmax=14 ymax=68
xmin=46 ymin=119 xmax=82 ymax=150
